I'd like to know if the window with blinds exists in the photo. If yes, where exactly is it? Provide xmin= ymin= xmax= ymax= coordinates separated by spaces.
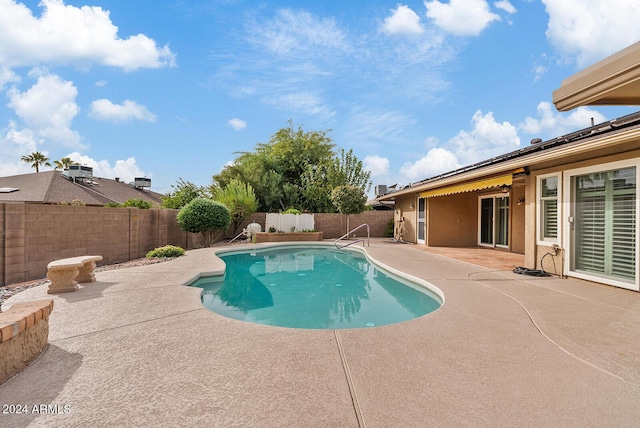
xmin=538 ymin=174 xmax=559 ymax=243
xmin=574 ymin=167 xmax=636 ymax=282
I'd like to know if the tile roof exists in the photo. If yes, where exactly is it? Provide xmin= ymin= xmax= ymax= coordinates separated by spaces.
xmin=0 ymin=171 xmax=164 ymax=206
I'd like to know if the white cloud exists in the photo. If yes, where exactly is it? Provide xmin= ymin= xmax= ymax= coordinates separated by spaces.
xmin=8 ymin=73 xmax=78 ymax=129
xmin=88 ymin=99 xmax=157 ymax=122
xmin=0 ymin=0 xmax=175 ymax=71
xmin=263 ymin=92 xmax=335 ymax=119
xmin=400 ymin=110 xmax=520 ymax=182
xmin=450 ymin=110 xmax=520 ymax=165
xmin=228 ymin=118 xmax=247 ymax=130
xmin=66 ymin=152 xmax=148 ymax=183
xmin=425 ymin=0 xmax=500 ymax=36
xmin=494 ymin=0 xmax=516 ymax=15
xmin=363 ymin=155 xmax=390 ymax=177
xmin=381 ymin=5 xmax=425 ymax=36
xmin=251 ymin=9 xmax=347 ymax=57
xmin=0 ymin=120 xmax=40 ymax=176
xmin=400 ymin=147 xmax=460 ymax=181
xmin=0 ymin=66 xmax=20 ymax=91
xmin=542 ymin=0 xmax=640 ymax=68
xmin=6 ymin=72 xmax=83 ymax=149
xmin=519 ymin=101 xmax=606 ymax=138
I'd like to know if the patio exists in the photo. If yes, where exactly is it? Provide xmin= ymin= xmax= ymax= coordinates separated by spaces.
xmin=1 ymin=239 xmax=639 ymax=427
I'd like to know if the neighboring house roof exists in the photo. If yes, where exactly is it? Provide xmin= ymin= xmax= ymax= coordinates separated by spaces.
xmin=553 ymin=41 xmax=640 ymax=111
xmin=0 ymin=171 xmax=164 ymax=206
xmin=379 ymin=110 xmax=640 ymax=200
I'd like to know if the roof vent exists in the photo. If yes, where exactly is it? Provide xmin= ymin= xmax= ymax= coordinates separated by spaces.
xmin=530 ymin=138 xmax=543 ymax=145
xmin=0 ymin=187 xmax=19 ymax=193
xmin=133 ymin=177 xmax=151 ymax=189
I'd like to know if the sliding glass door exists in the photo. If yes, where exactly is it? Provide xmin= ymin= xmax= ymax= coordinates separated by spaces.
xmin=479 ymin=195 xmax=509 ymax=248
xmin=569 ymin=165 xmax=637 ymax=288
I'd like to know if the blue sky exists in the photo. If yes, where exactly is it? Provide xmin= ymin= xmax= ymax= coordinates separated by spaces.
xmin=2 ymin=0 xmax=640 ymax=195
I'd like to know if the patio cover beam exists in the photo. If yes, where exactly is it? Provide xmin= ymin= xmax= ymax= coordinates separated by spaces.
xmin=553 ymin=41 xmax=640 ymax=111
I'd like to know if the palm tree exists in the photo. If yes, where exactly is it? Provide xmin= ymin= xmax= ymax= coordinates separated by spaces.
xmin=21 ymin=151 xmax=51 ymax=173
xmin=53 ymin=157 xmax=74 ymax=170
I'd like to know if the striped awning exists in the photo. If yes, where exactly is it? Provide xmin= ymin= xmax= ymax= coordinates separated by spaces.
xmin=419 ymin=173 xmax=513 ymax=198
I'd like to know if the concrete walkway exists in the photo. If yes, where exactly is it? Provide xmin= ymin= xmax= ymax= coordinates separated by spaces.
xmin=1 ymin=240 xmax=640 ymax=427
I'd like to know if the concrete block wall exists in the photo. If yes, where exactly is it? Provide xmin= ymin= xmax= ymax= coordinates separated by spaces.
xmin=0 ymin=204 xmax=392 ymax=286
xmin=0 ymin=203 xmax=195 ymax=286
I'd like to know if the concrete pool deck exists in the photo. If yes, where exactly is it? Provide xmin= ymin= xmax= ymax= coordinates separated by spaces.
xmin=1 ymin=239 xmax=640 ymax=427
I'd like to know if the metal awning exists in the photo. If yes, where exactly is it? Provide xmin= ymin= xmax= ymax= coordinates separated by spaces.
xmin=419 ymin=173 xmax=512 ymax=198
xmin=553 ymin=41 xmax=640 ymax=111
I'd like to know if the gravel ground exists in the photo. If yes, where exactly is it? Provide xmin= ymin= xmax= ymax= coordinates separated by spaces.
xmin=0 ymin=257 xmax=174 ymax=310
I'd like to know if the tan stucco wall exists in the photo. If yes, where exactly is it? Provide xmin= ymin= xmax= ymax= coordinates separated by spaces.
xmin=510 ymin=183 xmax=526 ymax=254
xmin=427 ymin=193 xmax=478 ymax=247
xmin=394 ymin=185 xmax=526 ymax=251
xmin=394 ymin=195 xmax=416 ymax=242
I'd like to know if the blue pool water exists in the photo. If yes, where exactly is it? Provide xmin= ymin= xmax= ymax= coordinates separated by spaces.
xmin=191 ymin=245 xmax=442 ymax=329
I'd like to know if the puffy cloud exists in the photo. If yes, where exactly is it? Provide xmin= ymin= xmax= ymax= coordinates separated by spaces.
xmin=0 ymin=120 xmax=40 ymax=176
xmin=6 ymin=72 xmax=83 ymax=148
xmin=425 ymin=0 xmax=500 ymax=36
xmin=519 ymin=101 xmax=606 ymax=138
xmin=228 ymin=118 xmax=247 ymax=130
xmin=363 ymin=155 xmax=390 ymax=177
xmin=88 ymin=99 xmax=157 ymax=122
xmin=0 ymin=0 xmax=175 ymax=71
xmin=450 ymin=110 xmax=520 ymax=165
xmin=400 ymin=147 xmax=460 ymax=181
xmin=8 ymin=73 xmax=78 ymax=129
xmin=381 ymin=5 xmax=425 ymax=36
xmin=0 ymin=66 xmax=20 ymax=91
xmin=65 ymin=152 xmax=148 ymax=183
xmin=542 ymin=0 xmax=640 ymax=68
xmin=400 ymin=110 xmax=520 ymax=182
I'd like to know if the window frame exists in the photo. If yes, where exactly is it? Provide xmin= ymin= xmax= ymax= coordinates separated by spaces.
xmin=536 ymin=172 xmax=561 ymax=246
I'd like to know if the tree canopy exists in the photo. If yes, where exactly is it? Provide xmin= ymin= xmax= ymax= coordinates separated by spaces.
xmin=21 ymin=151 xmax=51 ymax=173
xmin=212 ymin=122 xmax=371 ymax=213
xmin=162 ymin=178 xmax=205 ymax=209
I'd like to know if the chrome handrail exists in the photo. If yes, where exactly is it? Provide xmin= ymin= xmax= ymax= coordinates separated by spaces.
xmin=335 ymin=223 xmax=370 ymax=249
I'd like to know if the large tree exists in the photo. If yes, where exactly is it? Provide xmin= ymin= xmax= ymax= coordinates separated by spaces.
xmin=213 ymin=121 xmax=334 ymax=211
xmin=300 ymin=149 xmax=372 ymax=213
xmin=21 ymin=151 xmax=51 ymax=172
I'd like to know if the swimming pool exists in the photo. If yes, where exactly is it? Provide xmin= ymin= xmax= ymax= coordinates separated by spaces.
xmin=191 ymin=245 xmax=443 ymax=329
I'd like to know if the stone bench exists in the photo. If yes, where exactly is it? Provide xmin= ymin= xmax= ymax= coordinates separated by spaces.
xmin=46 ymin=255 xmax=103 ymax=294
xmin=0 ymin=300 xmax=54 ymax=384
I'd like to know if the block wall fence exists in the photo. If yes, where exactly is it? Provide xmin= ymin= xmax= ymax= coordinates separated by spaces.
xmin=0 ymin=203 xmax=392 ymax=286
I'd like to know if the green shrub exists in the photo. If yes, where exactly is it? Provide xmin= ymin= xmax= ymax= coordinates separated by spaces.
xmin=177 ymin=198 xmax=231 ymax=246
xmin=283 ymin=208 xmax=301 ymax=214
xmin=123 ymin=198 xmax=153 ymax=209
xmin=384 ymin=218 xmax=394 ymax=238
xmin=146 ymin=245 xmax=185 ymax=258
xmin=104 ymin=202 xmax=123 ymax=208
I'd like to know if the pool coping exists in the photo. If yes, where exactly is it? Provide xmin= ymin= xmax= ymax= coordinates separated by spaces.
xmin=1 ymin=238 xmax=640 ymax=427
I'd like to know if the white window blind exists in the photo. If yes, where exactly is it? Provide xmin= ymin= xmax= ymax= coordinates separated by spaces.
xmin=539 ymin=176 xmax=559 ymax=241
xmin=575 ymin=167 xmax=636 ymax=282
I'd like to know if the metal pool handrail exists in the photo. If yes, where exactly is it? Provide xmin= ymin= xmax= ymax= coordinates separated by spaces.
xmin=335 ymin=223 xmax=370 ymax=249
